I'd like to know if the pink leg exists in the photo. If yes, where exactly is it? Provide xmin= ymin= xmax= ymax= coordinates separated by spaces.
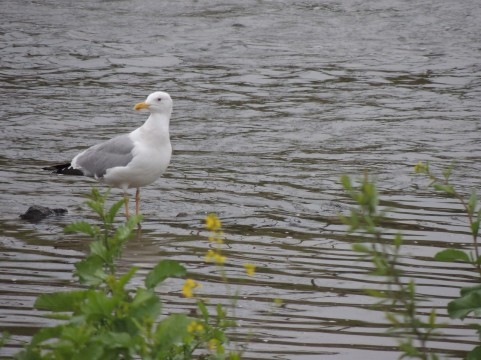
xmin=135 ymin=188 xmax=142 ymax=229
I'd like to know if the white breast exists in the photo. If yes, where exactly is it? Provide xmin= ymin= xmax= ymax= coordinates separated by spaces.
xmin=102 ymin=127 xmax=172 ymax=190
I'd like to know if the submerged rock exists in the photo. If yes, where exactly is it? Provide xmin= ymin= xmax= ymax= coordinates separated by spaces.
xmin=20 ymin=205 xmax=67 ymax=222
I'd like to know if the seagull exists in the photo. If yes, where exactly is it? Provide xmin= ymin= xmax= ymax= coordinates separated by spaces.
xmin=43 ymin=91 xmax=173 ymax=226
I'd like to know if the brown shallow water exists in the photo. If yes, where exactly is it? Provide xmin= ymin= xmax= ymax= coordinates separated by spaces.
xmin=1 ymin=0 xmax=481 ymax=358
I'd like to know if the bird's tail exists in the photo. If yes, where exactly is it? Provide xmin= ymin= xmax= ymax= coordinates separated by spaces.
xmin=43 ymin=163 xmax=84 ymax=176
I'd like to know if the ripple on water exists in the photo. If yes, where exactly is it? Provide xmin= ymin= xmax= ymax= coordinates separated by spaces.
xmin=1 ymin=0 xmax=481 ymax=358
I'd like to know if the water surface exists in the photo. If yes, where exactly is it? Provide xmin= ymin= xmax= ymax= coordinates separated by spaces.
xmin=1 ymin=0 xmax=481 ymax=358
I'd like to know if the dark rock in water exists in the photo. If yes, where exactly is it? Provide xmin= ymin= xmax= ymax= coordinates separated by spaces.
xmin=20 ymin=205 xmax=68 ymax=222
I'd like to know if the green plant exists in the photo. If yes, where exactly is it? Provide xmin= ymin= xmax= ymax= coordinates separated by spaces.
xmin=341 ymin=164 xmax=481 ymax=359
xmin=1 ymin=331 xmax=9 ymax=349
xmin=414 ymin=162 xmax=481 ymax=274
xmin=415 ymin=162 xmax=481 ymax=359
xmin=340 ymin=173 xmax=441 ymax=360
xmin=179 ymin=213 xmax=254 ymax=360
xmin=16 ymin=189 xmax=240 ymax=360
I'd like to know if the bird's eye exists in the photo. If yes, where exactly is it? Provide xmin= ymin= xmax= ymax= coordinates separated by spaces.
xmin=157 ymin=98 xmax=162 ymax=102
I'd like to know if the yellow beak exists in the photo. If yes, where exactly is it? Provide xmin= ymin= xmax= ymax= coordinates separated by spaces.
xmin=134 ymin=101 xmax=150 ymax=111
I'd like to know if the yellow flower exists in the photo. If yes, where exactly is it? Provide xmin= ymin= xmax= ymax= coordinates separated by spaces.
xmin=244 ymin=263 xmax=256 ymax=276
xmin=273 ymin=298 xmax=284 ymax=307
xmin=208 ymin=338 xmax=220 ymax=351
xmin=205 ymin=249 xmax=226 ymax=265
xmin=414 ymin=161 xmax=426 ymax=173
xmin=205 ymin=213 xmax=221 ymax=231
xmin=182 ymin=279 xmax=200 ymax=298
xmin=215 ymin=253 xmax=226 ymax=264
xmin=205 ymin=249 xmax=215 ymax=261
xmin=187 ymin=321 xmax=204 ymax=334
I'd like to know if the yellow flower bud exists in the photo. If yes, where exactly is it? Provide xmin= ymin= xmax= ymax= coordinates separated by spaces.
xmin=205 ymin=213 xmax=222 ymax=231
xmin=244 ymin=263 xmax=256 ymax=276
xmin=182 ymin=278 xmax=200 ymax=298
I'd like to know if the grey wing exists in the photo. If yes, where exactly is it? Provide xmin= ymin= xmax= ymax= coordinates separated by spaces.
xmin=73 ymin=134 xmax=135 ymax=178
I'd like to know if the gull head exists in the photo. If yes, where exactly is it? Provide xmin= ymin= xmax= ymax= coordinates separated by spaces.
xmin=134 ymin=91 xmax=173 ymax=115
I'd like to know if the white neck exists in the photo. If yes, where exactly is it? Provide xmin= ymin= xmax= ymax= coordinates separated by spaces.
xmin=139 ymin=112 xmax=171 ymax=144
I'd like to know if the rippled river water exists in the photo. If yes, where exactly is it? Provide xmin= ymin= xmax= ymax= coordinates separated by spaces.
xmin=1 ymin=0 xmax=481 ymax=358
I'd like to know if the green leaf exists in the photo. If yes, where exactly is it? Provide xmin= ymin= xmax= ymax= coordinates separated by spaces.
xmin=0 ymin=331 xmax=9 ymax=347
xmin=117 ymin=266 xmax=139 ymax=290
xmin=96 ymin=332 xmax=133 ymax=349
xmin=399 ymin=340 xmax=420 ymax=356
xmin=434 ymin=249 xmax=471 ymax=263
xmin=42 ymin=313 xmax=72 ymax=321
xmin=86 ymin=199 xmax=105 ymax=218
xmin=393 ymin=232 xmax=403 ymax=247
xmin=88 ymin=187 xmax=103 ymax=201
xmin=352 ymin=243 xmax=371 ymax=253
xmin=34 ymin=290 xmax=90 ymax=312
xmin=460 ymin=284 xmax=481 ymax=297
xmin=432 ymin=183 xmax=455 ymax=195
xmin=338 ymin=214 xmax=348 ymax=226
xmin=472 ymin=220 xmax=480 ymax=238
xmin=130 ymin=288 xmax=161 ymax=320
xmin=106 ymin=199 xmax=125 ymax=224
xmin=54 ymin=325 xmax=93 ymax=347
xmin=406 ymin=279 xmax=416 ymax=295
xmin=89 ymin=240 xmax=109 ymax=260
xmin=365 ymin=289 xmax=389 ymax=299
xmin=65 ymin=221 xmax=97 ymax=236
xmin=145 ymin=260 xmax=186 ymax=289
xmin=347 ymin=210 xmax=359 ymax=231
xmin=153 ymin=314 xmax=190 ymax=352
xmin=126 ymin=214 xmax=142 ymax=227
xmin=428 ymin=308 xmax=437 ymax=326
xmin=115 ymin=223 xmax=134 ymax=243
xmin=28 ymin=325 xmax=64 ymax=347
xmin=340 ymin=175 xmax=352 ymax=191
xmin=385 ymin=312 xmax=401 ymax=325
xmin=467 ymin=346 xmax=481 ymax=360
xmin=216 ymin=303 xmax=227 ymax=319
xmin=197 ymin=300 xmax=210 ymax=322
xmin=468 ymin=191 xmax=478 ymax=216
xmin=476 ymin=209 xmax=481 ymax=238
xmin=81 ymin=291 xmax=117 ymax=320
xmin=75 ymin=343 xmax=104 ymax=360
xmin=442 ymin=164 xmax=454 ymax=180
xmin=75 ymin=255 xmax=107 ymax=286
xmin=448 ymin=289 xmax=481 ymax=319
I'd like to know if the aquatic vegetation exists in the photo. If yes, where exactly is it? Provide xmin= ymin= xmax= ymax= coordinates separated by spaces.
xmin=414 ymin=162 xmax=481 ymax=275
xmin=5 ymin=164 xmax=480 ymax=359
xmin=341 ymin=173 xmax=440 ymax=360
xmin=415 ymin=162 xmax=481 ymax=359
xmin=14 ymin=189 xmax=243 ymax=360
xmin=341 ymin=164 xmax=481 ymax=360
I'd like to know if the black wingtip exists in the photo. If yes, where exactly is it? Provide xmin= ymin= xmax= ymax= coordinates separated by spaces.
xmin=43 ymin=163 xmax=84 ymax=176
